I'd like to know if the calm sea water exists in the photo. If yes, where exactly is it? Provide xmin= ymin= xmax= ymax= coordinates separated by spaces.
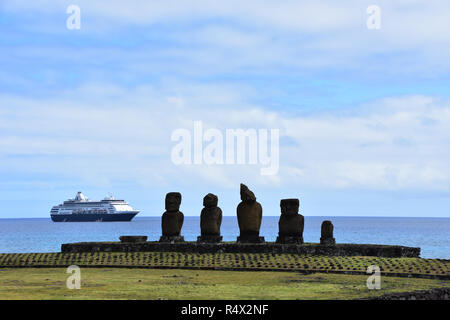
xmin=0 ymin=217 xmax=448 ymax=259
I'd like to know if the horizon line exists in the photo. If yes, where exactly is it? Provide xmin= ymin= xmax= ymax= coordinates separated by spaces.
xmin=0 ymin=215 xmax=448 ymax=220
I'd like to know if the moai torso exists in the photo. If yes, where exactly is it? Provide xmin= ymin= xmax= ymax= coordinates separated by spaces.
xmin=161 ymin=192 xmax=184 ymax=237
xmin=200 ymin=193 xmax=222 ymax=236
xmin=320 ymin=220 xmax=335 ymax=245
xmin=278 ymin=199 xmax=304 ymax=237
xmin=321 ymin=220 xmax=334 ymax=239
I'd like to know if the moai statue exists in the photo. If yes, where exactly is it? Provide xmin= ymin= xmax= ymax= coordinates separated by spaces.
xmin=197 ymin=193 xmax=223 ymax=243
xmin=160 ymin=192 xmax=185 ymax=243
xmin=320 ymin=220 xmax=336 ymax=245
xmin=276 ymin=199 xmax=304 ymax=244
xmin=236 ymin=184 xmax=264 ymax=243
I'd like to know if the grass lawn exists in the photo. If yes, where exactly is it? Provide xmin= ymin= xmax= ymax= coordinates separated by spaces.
xmin=0 ymin=267 xmax=448 ymax=300
xmin=0 ymin=252 xmax=448 ymax=278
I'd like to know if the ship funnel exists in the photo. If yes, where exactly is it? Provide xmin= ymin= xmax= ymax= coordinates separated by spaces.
xmin=104 ymin=193 xmax=115 ymax=200
xmin=75 ymin=192 xmax=87 ymax=201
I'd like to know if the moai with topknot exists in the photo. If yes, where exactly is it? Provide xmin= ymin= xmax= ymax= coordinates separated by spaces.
xmin=236 ymin=184 xmax=264 ymax=243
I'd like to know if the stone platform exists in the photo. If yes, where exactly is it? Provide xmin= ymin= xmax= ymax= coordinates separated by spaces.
xmin=61 ymin=240 xmax=420 ymax=258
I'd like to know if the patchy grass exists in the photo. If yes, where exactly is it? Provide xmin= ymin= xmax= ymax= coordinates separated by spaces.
xmin=0 ymin=268 xmax=448 ymax=300
xmin=0 ymin=252 xmax=448 ymax=278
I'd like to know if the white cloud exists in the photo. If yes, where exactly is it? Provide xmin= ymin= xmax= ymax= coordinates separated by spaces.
xmin=3 ymin=0 xmax=450 ymax=74
xmin=280 ymin=95 xmax=450 ymax=190
xmin=1 ymin=83 xmax=449 ymax=191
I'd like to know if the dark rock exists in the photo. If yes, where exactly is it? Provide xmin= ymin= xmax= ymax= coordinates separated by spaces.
xmin=160 ymin=192 xmax=184 ymax=241
xmin=199 ymin=193 xmax=222 ymax=242
xmin=368 ymin=288 xmax=450 ymax=300
xmin=159 ymin=235 xmax=185 ymax=243
xmin=276 ymin=235 xmax=303 ymax=244
xmin=237 ymin=235 xmax=265 ymax=243
xmin=277 ymin=198 xmax=304 ymax=244
xmin=236 ymin=184 xmax=263 ymax=243
xmin=119 ymin=236 xmax=148 ymax=243
xmin=320 ymin=220 xmax=336 ymax=245
xmin=197 ymin=235 xmax=223 ymax=243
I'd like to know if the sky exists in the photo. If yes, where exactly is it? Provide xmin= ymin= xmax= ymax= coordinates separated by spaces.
xmin=1 ymin=0 xmax=450 ymax=218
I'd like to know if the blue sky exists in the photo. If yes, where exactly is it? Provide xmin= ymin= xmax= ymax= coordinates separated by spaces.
xmin=1 ymin=0 xmax=450 ymax=218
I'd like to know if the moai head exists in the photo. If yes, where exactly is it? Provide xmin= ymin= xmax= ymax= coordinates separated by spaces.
xmin=203 ymin=193 xmax=218 ymax=208
xmin=321 ymin=220 xmax=334 ymax=238
xmin=165 ymin=192 xmax=182 ymax=212
xmin=240 ymin=184 xmax=256 ymax=203
xmin=280 ymin=199 xmax=299 ymax=216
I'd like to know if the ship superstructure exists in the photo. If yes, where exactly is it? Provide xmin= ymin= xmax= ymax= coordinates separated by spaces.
xmin=50 ymin=192 xmax=139 ymax=222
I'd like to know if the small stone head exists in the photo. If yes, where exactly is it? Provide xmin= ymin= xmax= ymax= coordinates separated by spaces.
xmin=203 ymin=193 xmax=218 ymax=208
xmin=240 ymin=184 xmax=256 ymax=203
xmin=165 ymin=192 xmax=182 ymax=212
xmin=280 ymin=199 xmax=299 ymax=216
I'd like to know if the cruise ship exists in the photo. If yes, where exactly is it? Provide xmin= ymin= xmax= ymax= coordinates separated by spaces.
xmin=50 ymin=192 xmax=140 ymax=222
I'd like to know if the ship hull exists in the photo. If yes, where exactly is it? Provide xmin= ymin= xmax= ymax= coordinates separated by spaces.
xmin=51 ymin=213 xmax=138 ymax=222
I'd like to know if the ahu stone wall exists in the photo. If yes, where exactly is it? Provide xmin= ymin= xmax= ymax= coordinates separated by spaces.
xmin=61 ymin=241 xmax=420 ymax=258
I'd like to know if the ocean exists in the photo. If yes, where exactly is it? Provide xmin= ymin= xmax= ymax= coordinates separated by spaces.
xmin=0 ymin=216 xmax=448 ymax=259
